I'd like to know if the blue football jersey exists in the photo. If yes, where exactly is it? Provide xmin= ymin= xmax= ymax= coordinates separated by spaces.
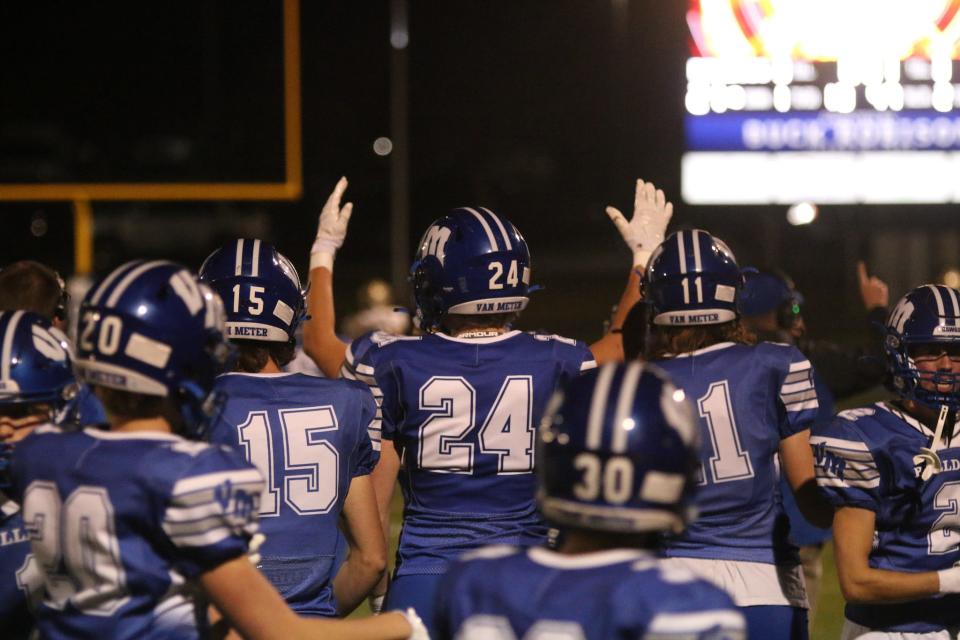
xmin=343 ymin=330 xmax=595 ymax=576
xmin=655 ymin=341 xmax=821 ymax=564
xmin=812 ymin=402 xmax=960 ymax=633
xmin=208 ymin=372 xmax=377 ymax=616
xmin=8 ymin=425 xmax=262 ymax=640
xmin=436 ymin=545 xmax=746 ymax=640
xmin=0 ymin=498 xmax=40 ymax=640
xmin=60 ymin=383 xmax=108 ymax=427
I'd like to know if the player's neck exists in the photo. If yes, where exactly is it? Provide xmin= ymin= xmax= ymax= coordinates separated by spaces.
xmin=558 ymin=529 xmax=656 ymax=555
xmin=111 ymin=416 xmax=173 ymax=434
xmin=258 ymin=357 xmax=282 ymax=374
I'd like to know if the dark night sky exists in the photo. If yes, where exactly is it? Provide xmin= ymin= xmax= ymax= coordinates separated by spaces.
xmin=0 ymin=1 xmax=956 ymax=339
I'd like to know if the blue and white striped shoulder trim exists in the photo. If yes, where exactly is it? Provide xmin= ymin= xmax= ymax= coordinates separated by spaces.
xmin=810 ymin=435 xmax=879 ymax=489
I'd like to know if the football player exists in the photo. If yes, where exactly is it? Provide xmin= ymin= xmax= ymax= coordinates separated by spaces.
xmin=812 ymin=284 xmax=960 ymax=638
xmin=0 ymin=311 xmax=76 ymax=639
xmin=641 ymin=230 xmax=832 ymax=640
xmin=300 ymin=178 xmax=666 ymax=628
xmin=5 ymin=261 xmax=424 ymax=640
xmin=739 ymin=264 xmax=888 ymax=629
xmin=200 ymin=239 xmax=385 ymax=616
xmin=434 ymin=361 xmax=746 ymax=639
xmin=0 ymin=260 xmax=107 ymax=427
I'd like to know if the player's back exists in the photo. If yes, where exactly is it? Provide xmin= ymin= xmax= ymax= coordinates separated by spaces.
xmin=208 ymin=371 xmax=377 ymax=616
xmin=8 ymin=425 xmax=262 ymax=640
xmin=344 ymin=330 xmax=594 ymax=575
xmin=655 ymin=341 xmax=820 ymax=563
xmin=436 ymin=546 xmax=745 ymax=640
xmin=0 ymin=499 xmax=38 ymax=640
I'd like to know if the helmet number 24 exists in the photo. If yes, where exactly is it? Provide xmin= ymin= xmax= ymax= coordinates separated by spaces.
xmin=488 ymin=261 xmax=520 ymax=290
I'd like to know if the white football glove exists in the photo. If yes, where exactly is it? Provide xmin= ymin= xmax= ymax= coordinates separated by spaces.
xmin=368 ymin=593 xmax=385 ymax=615
xmin=939 ymin=564 xmax=960 ymax=593
xmin=247 ymin=533 xmax=266 ymax=567
xmin=401 ymin=607 xmax=431 ymax=640
xmin=605 ymin=178 xmax=673 ymax=269
xmin=310 ymin=176 xmax=354 ymax=272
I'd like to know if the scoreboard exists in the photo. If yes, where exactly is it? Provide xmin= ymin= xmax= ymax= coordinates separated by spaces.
xmin=681 ymin=0 xmax=960 ymax=204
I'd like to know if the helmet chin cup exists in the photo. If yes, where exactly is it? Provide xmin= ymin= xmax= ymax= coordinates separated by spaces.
xmin=914 ymin=448 xmax=942 ymax=481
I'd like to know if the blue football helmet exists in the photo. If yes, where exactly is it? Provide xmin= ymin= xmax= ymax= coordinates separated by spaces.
xmin=411 ymin=207 xmax=532 ymax=332
xmin=885 ymin=284 xmax=960 ymax=410
xmin=199 ymin=238 xmax=306 ymax=343
xmin=644 ymin=229 xmax=741 ymax=326
xmin=0 ymin=310 xmax=76 ymax=410
xmin=74 ymin=261 xmax=232 ymax=438
xmin=538 ymin=361 xmax=701 ymax=534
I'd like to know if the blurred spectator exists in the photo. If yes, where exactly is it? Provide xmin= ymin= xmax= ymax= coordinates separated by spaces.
xmin=739 ymin=261 xmax=889 ymax=629
xmin=0 ymin=261 xmax=68 ymax=329
xmin=342 ymin=278 xmax=410 ymax=339
xmin=740 ymin=262 xmax=888 ymax=399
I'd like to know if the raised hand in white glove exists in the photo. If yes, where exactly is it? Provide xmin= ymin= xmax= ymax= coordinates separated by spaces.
xmin=310 ymin=176 xmax=354 ymax=271
xmin=247 ymin=533 xmax=266 ymax=567
xmin=605 ymin=178 xmax=673 ymax=269
xmin=401 ymin=608 xmax=431 ymax=640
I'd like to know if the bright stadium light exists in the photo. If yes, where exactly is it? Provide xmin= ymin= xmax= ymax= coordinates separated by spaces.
xmin=943 ymin=269 xmax=960 ymax=289
xmin=787 ymin=202 xmax=818 ymax=225
xmin=373 ymin=137 xmax=394 ymax=156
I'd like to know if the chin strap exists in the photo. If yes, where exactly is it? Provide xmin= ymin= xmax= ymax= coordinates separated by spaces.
xmin=914 ymin=404 xmax=952 ymax=481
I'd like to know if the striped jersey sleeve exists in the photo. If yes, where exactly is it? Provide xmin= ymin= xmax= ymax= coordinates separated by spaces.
xmin=777 ymin=346 xmax=820 ymax=437
xmin=352 ymin=390 xmax=378 ymax=476
xmin=161 ymin=445 xmax=264 ymax=577
xmin=341 ymin=333 xmax=386 ymax=448
xmin=810 ymin=412 xmax=881 ymax=511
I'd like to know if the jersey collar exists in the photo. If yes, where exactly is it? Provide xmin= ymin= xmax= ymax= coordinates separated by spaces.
xmin=668 ymin=341 xmax=737 ymax=359
xmin=527 ymin=546 xmax=653 ymax=569
xmin=876 ymin=401 xmax=952 ymax=440
xmin=83 ymin=427 xmax=183 ymax=441
xmin=434 ymin=330 xmax=521 ymax=345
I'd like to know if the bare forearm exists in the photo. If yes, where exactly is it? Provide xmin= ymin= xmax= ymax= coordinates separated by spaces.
xmin=589 ymin=268 xmax=642 ymax=365
xmin=334 ymin=553 xmax=387 ymax=615
xmin=838 ymin=566 xmax=940 ymax=604
xmin=304 ymin=266 xmax=347 ymax=377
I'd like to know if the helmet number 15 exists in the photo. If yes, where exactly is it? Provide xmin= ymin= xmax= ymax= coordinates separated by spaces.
xmin=488 ymin=261 xmax=520 ymax=290
xmin=232 ymin=285 xmax=265 ymax=316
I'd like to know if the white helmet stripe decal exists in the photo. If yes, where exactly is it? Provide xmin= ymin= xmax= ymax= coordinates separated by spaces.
xmin=947 ymin=287 xmax=960 ymax=325
xmin=677 ymin=231 xmax=688 ymax=275
xmin=586 ymin=364 xmax=617 ymax=450
xmin=90 ymin=261 xmax=140 ymax=306
xmin=251 ymin=239 xmax=261 ymax=277
xmin=927 ymin=284 xmax=946 ymax=319
xmin=1 ymin=311 xmax=23 ymax=382
xmin=480 ymin=207 xmax=513 ymax=251
xmin=106 ymin=260 xmax=171 ymax=307
xmin=463 ymin=208 xmax=499 ymax=251
xmin=611 ymin=361 xmax=644 ymax=453
xmin=234 ymin=239 xmax=244 ymax=276
xmin=692 ymin=229 xmax=703 ymax=272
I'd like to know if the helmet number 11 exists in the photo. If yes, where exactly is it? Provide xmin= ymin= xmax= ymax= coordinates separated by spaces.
xmin=681 ymin=276 xmax=704 ymax=304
